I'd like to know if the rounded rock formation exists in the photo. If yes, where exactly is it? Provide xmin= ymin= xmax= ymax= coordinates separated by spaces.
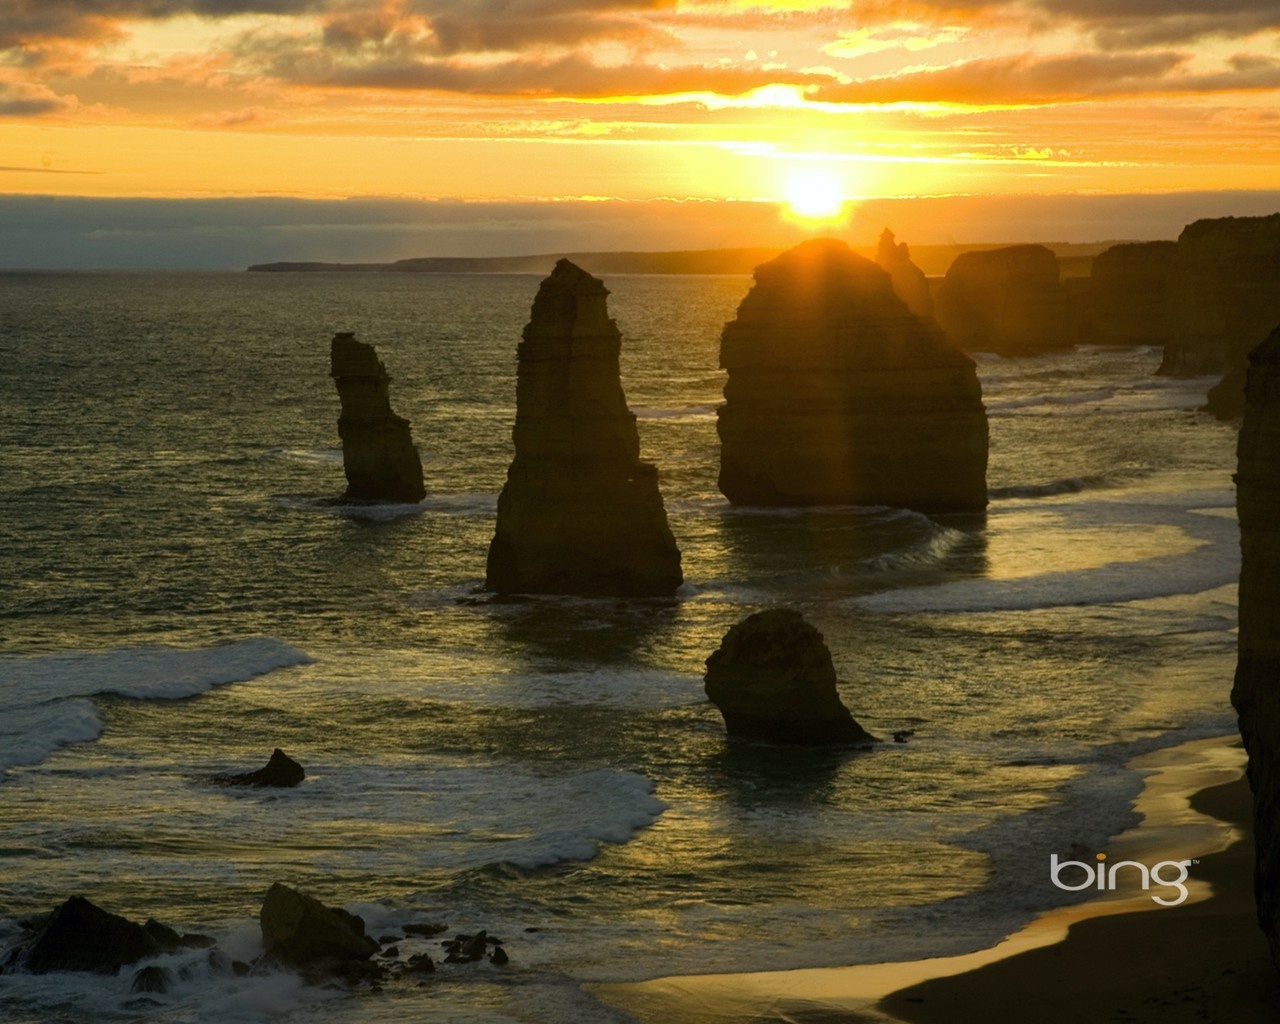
xmin=717 ymin=239 xmax=988 ymax=512
xmin=704 ymin=609 xmax=877 ymax=746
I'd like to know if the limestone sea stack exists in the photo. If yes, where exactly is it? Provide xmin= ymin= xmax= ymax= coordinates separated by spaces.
xmin=1231 ymin=325 xmax=1280 ymax=970
xmin=717 ymin=239 xmax=988 ymax=512
xmin=874 ymin=228 xmax=933 ymax=319
xmin=704 ymin=609 xmax=876 ymax=746
xmin=1160 ymin=214 xmax=1280 ymax=380
xmin=1076 ymin=240 xmax=1178 ymax=347
xmin=934 ymin=243 xmax=1069 ymax=355
xmin=485 ymin=260 xmax=683 ymax=596
xmin=330 ymin=332 xmax=425 ymax=504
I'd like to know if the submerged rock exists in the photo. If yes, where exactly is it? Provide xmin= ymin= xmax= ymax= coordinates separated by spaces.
xmin=330 ymin=332 xmax=426 ymax=504
xmin=704 ymin=609 xmax=877 ymax=746
xmin=212 ymin=748 xmax=305 ymax=788
xmin=130 ymin=965 xmax=171 ymax=994
xmin=485 ymin=259 xmax=683 ymax=596
xmin=1231 ymin=325 xmax=1280 ymax=970
xmin=259 ymin=882 xmax=379 ymax=969
xmin=717 ymin=239 xmax=988 ymax=512
xmin=934 ymin=243 xmax=1069 ymax=355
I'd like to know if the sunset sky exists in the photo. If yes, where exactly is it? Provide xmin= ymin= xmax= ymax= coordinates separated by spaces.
xmin=2 ymin=0 xmax=1279 ymax=266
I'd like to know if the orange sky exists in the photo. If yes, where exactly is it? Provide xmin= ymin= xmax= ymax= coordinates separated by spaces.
xmin=3 ymin=0 xmax=1279 ymax=207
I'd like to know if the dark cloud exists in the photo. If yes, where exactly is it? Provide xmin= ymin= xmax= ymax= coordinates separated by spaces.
xmin=813 ymin=51 xmax=1189 ymax=105
xmin=269 ymin=50 xmax=828 ymax=96
xmin=0 ymin=81 xmax=75 ymax=115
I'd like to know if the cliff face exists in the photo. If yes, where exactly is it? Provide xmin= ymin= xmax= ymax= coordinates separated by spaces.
xmin=1077 ymin=240 xmax=1178 ymax=346
xmin=330 ymin=332 xmax=425 ymax=504
xmin=1231 ymin=325 xmax=1280 ymax=970
xmin=485 ymin=260 xmax=683 ymax=596
xmin=717 ymin=239 xmax=988 ymax=513
xmin=1160 ymin=214 xmax=1280 ymax=380
xmin=934 ymin=244 xmax=1068 ymax=355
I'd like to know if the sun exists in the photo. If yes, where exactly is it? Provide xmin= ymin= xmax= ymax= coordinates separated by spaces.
xmin=783 ymin=169 xmax=846 ymax=222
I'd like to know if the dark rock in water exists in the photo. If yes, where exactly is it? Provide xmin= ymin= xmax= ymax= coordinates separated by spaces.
xmin=402 ymin=921 xmax=448 ymax=938
xmin=19 ymin=896 xmax=163 ymax=975
xmin=489 ymin=946 xmax=509 ymax=965
xmin=130 ymin=965 xmax=171 ymax=994
xmin=934 ymin=243 xmax=1068 ymax=355
xmin=330 ymin=331 xmax=426 ymax=504
xmin=485 ymin=259 xmax=683 ymax=596
xmin=213 ymin=748 xmax=305 ymax=788
xmin=405 ymin=952 xmax=435 ymax=974
xmin=442 ymin=930 xmax=489 ymax=963
xmin=875 ymin=228 xmax=933 ymax=319
xmin=1231 ymin=327 xmax=1280 ymax=971
xmin=704 ymin=609 xmax=877 ymax=747
xmin=144 ymin=917 xmax=215 ymax=951
xmin=258 ymin=882 xmax=378 ymax=969
xmin=717 ymin=239 xmax=987 ymax=512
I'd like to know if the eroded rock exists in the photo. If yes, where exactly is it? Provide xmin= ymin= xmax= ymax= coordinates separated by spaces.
xmin=704 ymin=609 xmax=877 ymax=746
xmin=258 ymin=882 xmax=378 ymax=969
xmin=875 ymin=228 xmax=933 ymax=319
xmin=717 ymin=239 xmax=988 ymax=512
xmin=212 ymin=748 xmax=304 ymax=788
xmin=934 ymin=243 xmax=1068 ymax=355
xmin=330 ymin=332 xmax=426 ymax=504
xmin=485 ymin=260 xmax=683 ymax=596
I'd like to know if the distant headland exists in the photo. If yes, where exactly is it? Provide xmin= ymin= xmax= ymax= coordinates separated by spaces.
xmin=246 ymin=242 xmax=1113 ymax=278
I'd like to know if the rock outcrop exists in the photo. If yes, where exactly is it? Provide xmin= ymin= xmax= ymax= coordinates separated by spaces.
xmin=1231 ymin=325 xmax=1280 ymax=971
xmin=1159 ymin=215 xmax=1280 ymax=381
xmin=875 ymin=228 xmax=933 ymax=319
xmin=212 ymin=748 xmax=305 ymax=788
xmin=717 ymin=239 xmax=988 ymax=512
xmin=704 ymin=609 xmax=876 ymax=746
xmin=1075 ymin=240 xmax=1177 ymax=346
xmin=934 ymin=244 xmax=1069 ymax=355
xmin=2 ymin=897 xmax=209 ymax=975
xmin=485 ymin=260 xmax=683 ymax=596
xmin=330 ymin=332 xmax=425 ymax=504
xmin=259 ymin=883 xmax=379 ymax=969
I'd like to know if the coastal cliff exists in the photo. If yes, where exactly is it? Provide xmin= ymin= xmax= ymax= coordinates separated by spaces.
xmin=1076 ymin=240 xmax=1177 ymax=346
xmin=330 ymin=332 xmax=425 ymax=504
xmin=717 ymin=239 xmax=988 ymax=512
xmin=485 ymin=260 xmax=683 ymax=596
xmin=1232 ymin=325 xmax=1280 ymax=971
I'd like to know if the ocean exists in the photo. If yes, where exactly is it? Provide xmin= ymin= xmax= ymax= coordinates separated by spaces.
xmin=0 ymin=270 xmax=1242 ymax=1023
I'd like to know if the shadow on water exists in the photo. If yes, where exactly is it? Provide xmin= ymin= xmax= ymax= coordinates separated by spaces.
xmin=474 ymin=596 xmax=686 ymax=666
xmin=703 ymin=738 xmax=878 ymax=809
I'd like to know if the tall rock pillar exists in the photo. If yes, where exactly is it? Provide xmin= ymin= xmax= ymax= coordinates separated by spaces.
xmin=485 ymin=260 xmax=683 ymax=596
xmin=330 ymin=332 xmax=425 ymax=504
xmin=1232 ymin=325 xmax=1280 ymax=969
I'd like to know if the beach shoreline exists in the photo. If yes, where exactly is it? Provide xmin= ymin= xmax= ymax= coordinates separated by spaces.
xmin=593 ymin=733 xmax=1279 ymax=1023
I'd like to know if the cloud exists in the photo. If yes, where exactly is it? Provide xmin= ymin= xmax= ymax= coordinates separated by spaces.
xmin=0 ymin=80 xmax=76 ymax=116
xmin=808 ymin=50 xmax=1280 ymax=105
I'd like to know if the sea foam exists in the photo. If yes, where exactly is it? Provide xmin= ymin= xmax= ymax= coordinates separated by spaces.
xmin=0 ymin=638 xmax=313 ymax=771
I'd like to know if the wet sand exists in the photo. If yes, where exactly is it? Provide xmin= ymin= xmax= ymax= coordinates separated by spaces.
xmin=595 ymin=735 xmax=1280 ymax=1024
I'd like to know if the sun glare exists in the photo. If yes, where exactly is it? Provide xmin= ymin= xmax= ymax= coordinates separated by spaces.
xmin=783 ymin=169 xmax=846 ymax=222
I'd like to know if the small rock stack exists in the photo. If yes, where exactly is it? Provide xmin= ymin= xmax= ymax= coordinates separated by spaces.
xmin=330 ymin=332 xmax=425 ymax=504
xmin=486 ymin=260 xmax=683 ymax=596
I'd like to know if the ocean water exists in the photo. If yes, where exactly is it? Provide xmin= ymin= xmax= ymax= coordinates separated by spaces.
xmin=0 ymin=271 xmax=1241 ymax=1023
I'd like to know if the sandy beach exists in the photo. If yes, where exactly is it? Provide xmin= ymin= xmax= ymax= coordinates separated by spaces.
xmin=594 ymin=735 xmax=1280 ymax=1023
